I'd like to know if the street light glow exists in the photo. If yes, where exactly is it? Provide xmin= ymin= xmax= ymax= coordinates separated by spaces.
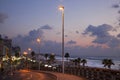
xmin=59 ymin=6 xmax=64 ymax=11
xmin=37 ymin=38 xmax=41 ymax=43
xmin=23 ymin=51 xmax=28 ymax=55
xmin=28 ymin=48 xmax=31 ymax=51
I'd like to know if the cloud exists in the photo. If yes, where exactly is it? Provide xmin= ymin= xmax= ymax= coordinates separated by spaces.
xmin=0 ymin=13 xmax=8 ymax=23
xmin=67 ymin=40 xmax=76 ymax=45
xmin=56 ymin=32 xmax=61 ymax=35
xmin=112 ymin=4 xmax=119 ymax=8
xmin=83 ymin=24 xmax=113 ymax=37
xmin=65 ymin=45 xmax=120 ymax=57
xmin=12 ymin=27 xmax=44 ymax=51
xmin=40 ymin=25 xmax=52 ymax=30
xmin=83 ymin=24 xmax=120 ymax=48
xmin=107 ymin=37 xmax=120 ymax=48
xmin=76 ymin=31 xmax=79 ymax=34
xmin=118 ymin=10 xmax=120 ymax=14
xmin=12 ymin=31 xmax=120 ymax=57
xmin=12 ymin=24 xmax=120 ymax=57
xmin=12 ymin=25 xmax=61 ymax=55
xmin=29 ymin=28 xmax=43 ymax=39
xmin=42 ymin=40 xmax=61 ymax=54
xmin=41 ymin=40 xmax=120 ymax=56
xmin=117 ymin=33 xmax=120 ymax=38
xmin=65 ymin=35 xmax=68 ymax=37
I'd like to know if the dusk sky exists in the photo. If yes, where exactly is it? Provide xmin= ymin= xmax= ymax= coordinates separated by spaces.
xmin=0 ymin=0 xmax=120 ymax=57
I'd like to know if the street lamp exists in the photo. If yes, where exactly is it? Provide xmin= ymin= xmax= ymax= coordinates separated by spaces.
xmin=28 ymin=48 xmax=31 ymax=52
xmin=23 ymin=51 xmax=28 ymax=56
xmin=37 ymin=38 xmax=41 ymax=54
xmin=36 ymin=38 xmax=41 ymax=70
xmin=59 ymin=5 xmax=64 ymax=73
xmin=28 ymin=48 xmax=31 ymax=69
xmin=37 ymin=38 xmax=40 ymax=43
xmin=23 ymin=51 xmax=28 ymax=69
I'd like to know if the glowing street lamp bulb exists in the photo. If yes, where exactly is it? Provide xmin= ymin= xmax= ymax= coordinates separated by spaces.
xmin=59 ymin=6 xmax=64 ymax=11
xmin=37 ymin=38 xmax=40 ymax=43
xmin=23 ymin=51 xmax=27 ymax=55
xmin=28 ymin=48 xmax=31 ymax=51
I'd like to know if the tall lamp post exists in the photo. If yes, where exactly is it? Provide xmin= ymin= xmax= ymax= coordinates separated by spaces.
xmin=37 ymin=38 xmax=41 ymax=54
xmin=59 ymin=5 xmax=64 ymax=73
xmin=36 ymin=38 xmax=41 ymax=70
xmin=28 ymin=48 xmax=31 ymax=69
xmin=23 ymin=51 xmax=28 ymax=69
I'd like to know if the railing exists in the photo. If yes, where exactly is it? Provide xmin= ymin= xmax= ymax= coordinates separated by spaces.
xmin=41 ymin=66 xmax=120 ymax=80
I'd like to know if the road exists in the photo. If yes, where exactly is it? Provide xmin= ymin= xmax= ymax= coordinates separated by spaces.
xmin=3 ymin=70 xmax=56 ymax=80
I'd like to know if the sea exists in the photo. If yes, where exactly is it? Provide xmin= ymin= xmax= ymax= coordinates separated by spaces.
xmin=56 ymin=56 xmax=120 ymax=70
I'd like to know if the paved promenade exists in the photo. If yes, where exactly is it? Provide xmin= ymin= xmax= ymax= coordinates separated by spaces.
xmin=1 ymin=70 xmax=56 ymax=80
xmin=50 ymin=72 xmax=86 ymax=80
xmin=39 ymin=71 xmax=87 ymax=80
xmin=1 ymin=70 xmax=86 ymax=80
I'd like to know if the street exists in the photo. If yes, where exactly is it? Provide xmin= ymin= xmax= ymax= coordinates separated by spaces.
xmin=2 ymin=70 xmax=56 ymax=80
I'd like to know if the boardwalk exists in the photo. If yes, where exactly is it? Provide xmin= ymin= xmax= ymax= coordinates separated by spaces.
xmin=2 ymin=70 xmax=56 ymax=80
xmin=50 ymin=72 xmax=86 ymax=80
xmin=1 ymin=70 xmax=86 ymax=80
xmin=40 ymin=71 xmax=86 ymax=80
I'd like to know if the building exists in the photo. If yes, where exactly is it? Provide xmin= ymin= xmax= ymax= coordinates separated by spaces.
xmin=0 ymin=35 xmax=12 ymax=69
xmin=0 ymin=35 xmax=12 ymax=57
xmin=0 ymin=36 xmax=4 ymax=57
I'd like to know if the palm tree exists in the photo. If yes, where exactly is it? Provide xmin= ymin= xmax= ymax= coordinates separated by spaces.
xmin=64 ymin=52 xmax=70 ymax=61
xmin=102 ymin=59 xmax=114 ymax=69
xmin=44 ymin=53 xmax=49 ymax=61
xmin=15 ymin=52 xmax=20 ymax=58
xmin=31 ymin=51 xmax=35 ymax=68
xmin=48 ymin=54 xmax=55 ymax=64
xmin=13 ymin=46 xmax=21 ymax=57
xmin=77 ymin=57 xmax=81 ymax=67
xmin=14 ymin=52 xmax=20 ymax=69
xmin=81 ymin=59 xmax=87 ymax=66
xmin=107 ymin=59 xmax=114 ymax=69
xmin=31 ymin=51 xmax=35 ymax=59
xmin=31 ymin=51 xmax=35 ymax=61
xmin=72 ymin=59 xmax=78 ymax=67
xmin=102 ymin=59 xmax=108 ymax=68
xmin=65 ymin=52 xmax=70 ymax=66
